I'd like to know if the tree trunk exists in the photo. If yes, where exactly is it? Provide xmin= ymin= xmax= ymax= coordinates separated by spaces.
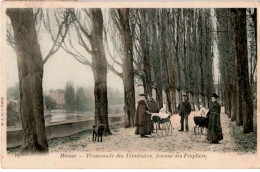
xmin=7 ymin=9 xmax=48 ymax=153
xmin=223 ymin=89 xmax=227 ymax=115
xmin=140 ymin=10 xmax=152 ymax=96
xmin=233 ymin=32 xmax=243 ymax=126
xmin=228 ymin=90 xmax=231 ymax=118
xmin=160 ymin=10 xmax=171 ymax=113
xmin=141 ymin=76 xmax=147 ymax=96
xmin=142 ymin=52 xmax=152 ymax=96
xmin=177 ymin=90 xmax=182 ymax=106
xmin=231 ymin=80 xmax=237 ymax=122
xmin=230 ymin=93 xmax=237 ymax=121
xmin=155 ymin=87 xmax=163 ymax=110
xmin=226 ymin=88 xmax=231 ymax=117
xmin=118 ymin=9 xmax=136 ymax=128
xmin=201 ymin=94 xmax=206 ymax=108
xmin=207 ymin=95 xmax=211 ymax=109
xmin=199 ymin=10 xmax=206 ymax=109
xmin=232 ymin=9 xmax=254 ymax=133
xmin=236 ymin=85 xmax=243 ymax=126
xmin=165 ymin=87 xmax=172 ymax=113
xmin=252 ymin=9 xmax=257 ymax=57
xmin=167 ymin=11 xmax=177 ymax=113
xmin=222 ymin=88 xmax=225 ymax=107
xmin=89 ymin=9 xmax=111 ymax=135
xmin=190 ymin=93 xmax=195 ymax=111
xmin=165 ymin=44 xmax=176 ymax=114
xmin=196 ymin=94 xmax=200 ymax=111
xmin=175 ymin=10 xmax=182 ymax=107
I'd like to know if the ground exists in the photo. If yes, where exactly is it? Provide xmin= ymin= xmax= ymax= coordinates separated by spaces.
xmin=46 ymin=110 xmax=256 ymax=153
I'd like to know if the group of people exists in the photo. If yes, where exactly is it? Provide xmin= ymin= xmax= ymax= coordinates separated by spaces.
xmin=134 ymin=92 xmax=223 ymax=144
xmin=134 ymin=94 xmax=159 ymax=138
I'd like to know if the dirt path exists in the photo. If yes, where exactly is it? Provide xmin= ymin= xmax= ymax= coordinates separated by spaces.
xmin=50 ymin=110 xmax=242 ymax=153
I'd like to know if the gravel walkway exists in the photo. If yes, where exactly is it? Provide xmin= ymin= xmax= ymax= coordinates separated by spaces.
xmin=49 ymin=110 xmax=242 ymax=153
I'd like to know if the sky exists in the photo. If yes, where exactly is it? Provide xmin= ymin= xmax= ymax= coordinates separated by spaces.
xmin=5 ymin=8 xmax=221 ymax=93
xmin=5 ymin=10 xmax=124 ymax=93
xmin=6 ymin=44 xmax=124 ymax=92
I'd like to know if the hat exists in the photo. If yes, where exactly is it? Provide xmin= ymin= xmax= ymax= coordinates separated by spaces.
xmin=139 ymin=93 xmax=146 ymax=97
xmin=182 ymin=94 xmax=188 ymax=97
xmin=210 ymin=93 xmax=219 ymax=98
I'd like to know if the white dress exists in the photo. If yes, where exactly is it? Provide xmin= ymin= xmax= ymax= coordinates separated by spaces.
xmin=151 ymin=107 xmax=170 ymax=119
xmin=198 ymin=107 xmax=209 ymax=117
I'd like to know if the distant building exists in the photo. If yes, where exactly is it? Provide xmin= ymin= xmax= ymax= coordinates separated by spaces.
xmin=48 ymin=89 xmax=65 ymax=109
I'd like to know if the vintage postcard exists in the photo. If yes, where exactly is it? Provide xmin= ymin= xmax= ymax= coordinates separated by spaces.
xmin=1 ymin=1 xmax=259 ymax=169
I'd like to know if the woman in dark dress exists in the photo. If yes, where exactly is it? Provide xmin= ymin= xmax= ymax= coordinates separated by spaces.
xmin=134 ymin=94 xmax=152 ymax=138
xmin=207 ymin=93 xmax=223 ymax=144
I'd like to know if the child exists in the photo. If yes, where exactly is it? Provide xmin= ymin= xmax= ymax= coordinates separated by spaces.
xmin=152 ymin=104 xmax=169 ymax=119
xmin=198 ymin=107 xmax=209 ymax=117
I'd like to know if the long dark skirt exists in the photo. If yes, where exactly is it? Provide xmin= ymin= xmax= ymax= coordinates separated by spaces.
xmin=207 ymin=130 xmax=223 ymax=142
xmin=207 ymin=112 xmax=223 ymax=142
xmin=135 ymin=114 xmax=152 ymax=135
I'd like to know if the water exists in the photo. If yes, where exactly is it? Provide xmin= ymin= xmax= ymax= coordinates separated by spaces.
xmin=7 ymin=105 xmax=124 ymax=129
xmin=44 ymin=110 xmax=94 ymax=124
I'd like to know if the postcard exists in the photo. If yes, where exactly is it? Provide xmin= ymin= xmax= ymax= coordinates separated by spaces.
xmin=1 ymin=1 xmax=259 ymax=169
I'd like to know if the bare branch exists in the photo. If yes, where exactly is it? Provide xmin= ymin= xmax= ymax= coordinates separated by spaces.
xmin=71 ymin=10 xmax=91 ymax=40
xmin=74 ymin=23 xmax=93 ymax=54
xmin=106 ymin=62 xmax=123 ymax=78
xmin=43 ymin=10 xmax=55 ymax=41
xmin=83 ymin=9 xmax=90 ymax=18
xmin=62 ymin=42 xmax=92 ymax=67
xmin=68 ymin=29 xmax=90 ymax=61
xmin=6 ymin=23 xmax=15 ymax=50
xmin=103 ymin=22 xmax=123 ymax=67
xmin=43 ymin=9 xmax=71 ymax=65
xmin=110 ymin=9 xmax=122 ymax=34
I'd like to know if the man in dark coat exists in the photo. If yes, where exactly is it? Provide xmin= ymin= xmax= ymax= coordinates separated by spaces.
xmin=134 ymin=94 xmax=152 ymax=138
xmin=207 ymin=93 xmax=223 ymax=144
xmin=146 ymin=94 xmax=159 ymax=132
xmin=177 ymin=94 xmax=192 ymax=132
xmin=147 ymin=94 xmax=159 ymax=113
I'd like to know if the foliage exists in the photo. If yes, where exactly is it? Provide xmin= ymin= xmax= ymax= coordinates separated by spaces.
xmin=44 ymin=95 xmax=56 ymax=110
xmin=7 ymin=83 xmax=19 ymax=101
xmin=75 ymin=87 xmax=87 ymax=112
xmin=64 ymin=84 xmax=123 ymax=112
xmin=64 ymin=82 xmax=76 ymax=111
xmin=230 ymin=122 xmax=257 ymax=153
xmin=107 ymin=87 xmax=124 ymax=106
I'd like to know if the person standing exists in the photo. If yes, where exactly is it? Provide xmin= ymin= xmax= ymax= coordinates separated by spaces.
xmin=134 ymin=94 xmax=152 ymax=138
xmin=146 ymin=94 xmax=159 ymax=132
xmin=207 ymin=93 xmax=223 ymax=144
xmin=147 ymin=94 xmax=159 ymax=113
xmin=177 ymin=94 xmax=192 ymax=132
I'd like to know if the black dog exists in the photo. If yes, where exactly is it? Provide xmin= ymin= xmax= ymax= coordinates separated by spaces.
xmin=92 ymin=124 xmax=104 ymax=142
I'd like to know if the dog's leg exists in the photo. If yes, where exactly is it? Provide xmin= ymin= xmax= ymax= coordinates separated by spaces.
xmin=92 ymin=132 xmax=94 ymax=141
xmin=100 ymin=132 xmax=102 ymax=142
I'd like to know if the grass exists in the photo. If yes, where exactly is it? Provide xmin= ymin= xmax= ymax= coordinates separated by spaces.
xmin=230 ymin=122 xmax=257 ymax=153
